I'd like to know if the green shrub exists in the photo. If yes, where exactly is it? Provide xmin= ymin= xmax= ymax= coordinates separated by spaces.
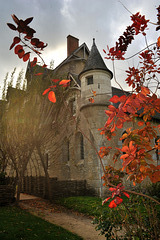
xmin=146 ymin=182 xmax=160 ymax=201
xmin=93 ymin=195 xmax=160 ymax=240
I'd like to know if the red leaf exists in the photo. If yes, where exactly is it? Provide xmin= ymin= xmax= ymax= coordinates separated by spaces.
xmin=109 ymin=95 xmax=120 ymax=103
xmin=102 ymin=197 xmax=111 ymax=205
xmin=31 ymin=38 xmax=39 ymax=46
xmin=48 ymin=91 xmax=56 ymax=103
xmin=42 ymin=88 xmax=51 ymax=96
xmin=34 ymin=73 xmax=43 ymax=76
xmin=9 ymin=36 xmax=21 ymax=50
xmin=114 ymin=197 xmax=123 ymax=205
xmin=123 ymin=192 xmax=130 ymax=198
xmin=14 ymin=44 xmax=23 ymax=54
xmin=24 ymin=17 xmax=33 ymax=25
xmin=52 ymin=79 xmax=59 ymax=83
xmin=109 ymin=200 xmax=117 ymax=208
xmin=7 ymin=23 xmax=17 ymax=30
xmin=109 ymin=187 xmax=116 ymax=192
xmin=30 ymin=57 xmax=37 ymax=67
xmin=42 ymin=64 xmax=47 ymax=68
xmin=23 ymin=52 xmax=30 ymax=62
xmin=18 ymin=49 xmax=25 ymax=59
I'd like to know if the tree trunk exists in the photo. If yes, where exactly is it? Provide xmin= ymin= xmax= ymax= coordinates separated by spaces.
xmin=36 ymin=145 xmax=52 ymax=201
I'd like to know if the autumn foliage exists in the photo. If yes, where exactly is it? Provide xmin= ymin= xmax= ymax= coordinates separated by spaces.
xmin=7 ymin=14 xmax=47 ymax=64
xmin=7 ymin=7 xmax=160 ymax=211
xmin=100 ymin=5 xmax=160 ymax=208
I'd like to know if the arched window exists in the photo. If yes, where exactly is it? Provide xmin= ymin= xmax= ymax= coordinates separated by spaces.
xmin=75 ymin=132 xmax=85 ymax=161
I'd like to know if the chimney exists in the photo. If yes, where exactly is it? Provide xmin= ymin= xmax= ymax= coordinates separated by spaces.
xmin=67 ymin=35 xmax=79 ymax=57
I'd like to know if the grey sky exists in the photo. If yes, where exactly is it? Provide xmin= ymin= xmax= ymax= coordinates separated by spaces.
xmin=0 ymin=0 xmax=159 ymax=93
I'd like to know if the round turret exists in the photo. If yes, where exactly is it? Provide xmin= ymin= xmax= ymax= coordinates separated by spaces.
xmin=79 ymin=39 xmax=113 ymax=109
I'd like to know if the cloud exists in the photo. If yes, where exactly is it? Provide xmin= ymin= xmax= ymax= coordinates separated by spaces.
xmin=0 ymin=0 xmax=159 ymax=94
xmin=60 ymin=0 xmax=73 ymax=20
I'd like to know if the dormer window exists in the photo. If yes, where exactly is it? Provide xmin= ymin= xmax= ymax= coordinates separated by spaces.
xmin=86 ymin=76 xmax=93 ymax=85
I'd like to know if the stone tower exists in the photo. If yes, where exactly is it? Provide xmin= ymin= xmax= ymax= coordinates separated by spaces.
xmin=79 ymin=39 xmax=113 ymax=196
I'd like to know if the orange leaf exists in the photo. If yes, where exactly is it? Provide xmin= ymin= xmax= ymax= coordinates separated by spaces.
xmin=141 ymin=86 xmax=150 ymax=96
xmin=138 ymin=121 xmax=144 ymax=126
xmin=92 ymin=90 xmax=97 ymax=96
xmin=157 ymin=36 xmax=160 ymax=47
xmin=149 ymin=171 xmax=160 ymax=183
xmin=42 ymin=88 xmax=51 ymax=96
xmin=59 ymin=79 xmax=71 ymax=85
xmin=48 ymin=91 xmax=56 ymax=103
xmin=116 ymin=118 xmax=123 ymax=129
xmin=89 ymin=98 xmax=94 ymax=103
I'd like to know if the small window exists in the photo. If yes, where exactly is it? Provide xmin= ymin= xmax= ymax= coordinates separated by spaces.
xmin=155 ymin=137 xmax=160 ymax=165
xmin=98 ymin=83 xmax=100 ymax=89
xmin=80 ymin=134 xmax=84 ymax=159
xmin=86 ymin=76 xmax=93 ymax=85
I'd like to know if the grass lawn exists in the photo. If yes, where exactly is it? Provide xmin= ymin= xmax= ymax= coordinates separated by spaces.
xmin=56 ymin=195 xmax=160 ymax=219
xmin=56 ymin=196 xmax=105 ymax=217
xmin=56 ymin=196 xmax=160 ymax=239
xmin=0 ymin=206 xmax=83 ymax=240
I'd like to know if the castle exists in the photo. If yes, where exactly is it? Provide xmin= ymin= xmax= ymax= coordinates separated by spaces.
xmin=3 ymin=35 xmax=160 ymax=198
xmin=25 ymin=35 xmax=115 ymax=197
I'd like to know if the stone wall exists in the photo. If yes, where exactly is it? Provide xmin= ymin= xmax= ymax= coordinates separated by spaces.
xmin=21 ymin=176 xmax=89 ymax=199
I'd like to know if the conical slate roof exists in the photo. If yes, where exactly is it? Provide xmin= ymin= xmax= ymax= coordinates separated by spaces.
xmin=79 ymin=39 xmax=113 ymax=78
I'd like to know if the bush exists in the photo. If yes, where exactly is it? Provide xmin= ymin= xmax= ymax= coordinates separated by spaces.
xmin=146 ymin=182 xmax=160 ymax=201
xmin=94 ymin=195 xmax=160 ymax=240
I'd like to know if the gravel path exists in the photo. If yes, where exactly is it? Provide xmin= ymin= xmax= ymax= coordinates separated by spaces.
xmin=19 ymin=194 xmax=105 ymax=240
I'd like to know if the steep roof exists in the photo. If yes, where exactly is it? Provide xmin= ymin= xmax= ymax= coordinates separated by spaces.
xmin=54 ymin=42 xmax=89 ymax=73
xmin=79 ymin=39 xmax=113 ymax=78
